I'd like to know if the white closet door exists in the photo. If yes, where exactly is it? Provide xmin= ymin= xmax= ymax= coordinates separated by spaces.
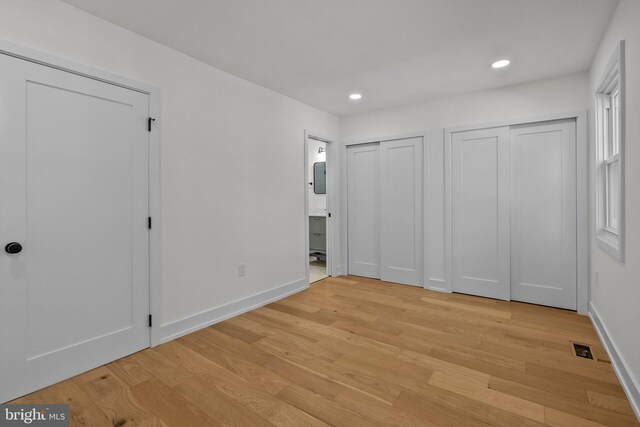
xmin=0 ymin=54 xmax=150 ymax=402
xmin=380 ymin=137 xmax=423 ymax=286
xmin=510 ymin=120 xmax=577 ymax=309
xmin=347 ymin=144 xmax=380 ymax=278
xmin=452 ymin=127 xmax=510 ymax=300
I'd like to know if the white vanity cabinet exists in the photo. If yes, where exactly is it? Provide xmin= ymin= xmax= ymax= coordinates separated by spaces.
xmin=309 ymin=215 xmax=326 ymax=260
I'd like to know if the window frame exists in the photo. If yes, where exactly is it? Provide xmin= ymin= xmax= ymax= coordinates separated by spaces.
xmin=595 ymin=40 xmax=625 ymax=262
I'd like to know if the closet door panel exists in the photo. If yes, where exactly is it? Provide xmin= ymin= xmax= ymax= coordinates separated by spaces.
xmin=451 ymin=127 xmax=510 ymax=300
xmin=510 ymin=119 xmax=577 ymax=309
xmin=347 ymin=144 xmax=380 ymax=279
xmin=380 ymin=137 xmax=423 ymax=286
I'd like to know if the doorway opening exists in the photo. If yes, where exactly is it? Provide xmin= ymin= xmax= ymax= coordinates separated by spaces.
xmin=306 ymin=134 xmax=331 ymax=284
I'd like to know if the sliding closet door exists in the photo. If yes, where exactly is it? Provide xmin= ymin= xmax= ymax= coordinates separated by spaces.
xmin=510 ymin=119 xmax=577 ymax=309
xmin=451 ymin=127 xmax=510 ymax=300
xmin=380 ymin=137 xmax=423 ymax=286
xmin=347 ymin=144 xmax=380 ymax=278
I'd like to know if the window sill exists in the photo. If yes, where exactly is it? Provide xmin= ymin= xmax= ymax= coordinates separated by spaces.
xmin=596 ymin=229 xmax=624 ymax=262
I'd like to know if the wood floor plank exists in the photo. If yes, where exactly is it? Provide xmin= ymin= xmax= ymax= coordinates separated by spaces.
xmin=261 ymin=356 xmax=346 ymax=400
xmin=333 ymin=388 xmax=435 ymax=427
xmin=131 ymin=378 xmax=221 ymax=426
xmin=255 ymin=335 xmax=403 ymax=404
xmin=172 ymin=376 xmax=275 ymax=427
xmin=195 ymin=344 xmax=291 ymax=395
xmin=77 ymin=369 xmax=167 ymax=427
xmin=398 ymin=319 xmax=484 ymax=349
xmin=428 ymin=344 xmax=527 ymax=375
xmin=429 ymin=345 xmax=604 ymax=403
xmin=229 ymin=316 xmax=343 ymax=363
xmin=544 ymin=406 xmax=608 ymax=427
xmin=489 ymin=376 xmax=639 ymax=426
xmin=252 ymin=306 xmax=403 ymax=356
xmin=420 ymin=295 xmax=512 ymax=319
xmin=333 ymin=352 xmax=435 ymax=397
xmin=478 ymin=340 xmax=623 ymax=382
xmin=12 ymin=276 xmax=638 ymax=427
xmin=292 ymin=291 xmax=381 ymax=322
xmin=524 ymin=362 xmax=626 ymax=395
xmin=394 ymin=388 xmax=546 ymax=427
xmin=397 ymin=349 xmax=492 ymax=384
xmin=587 ymin=389 xmax=637 ymax=416
xmin=327 ymin=318 xmax=440 ymax=357
xmin=269 ymin=297 xmax=320 ymax=313
xmin=277 ymin=383 xmax=378 ymax=427
xmin=38 ymin=379 xmax=113 ymax=426
xmin=210 ymin=320 xmax=264 ymax=344
xmin=106 ymin=354 xmax=155 ymax=387
xmin=127 ymin=347 xmax=194 ymax=387
xmin=428 ymin=371 xmax=546 ymax=423
xmin=268 ymin=301 xmax=338 ymax=325
xmin=155 ymin=341 xmax=328 ymax=426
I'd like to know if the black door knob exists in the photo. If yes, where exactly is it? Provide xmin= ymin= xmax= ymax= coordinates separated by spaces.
xmin=5 ymin=242 xmax=22 ymax=254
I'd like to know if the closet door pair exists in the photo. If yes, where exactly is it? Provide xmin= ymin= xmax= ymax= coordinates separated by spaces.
xmin=347 ymin=137 xmax=423 ymax=286
xmin=451 ymin=120 xmax=577 ymax=310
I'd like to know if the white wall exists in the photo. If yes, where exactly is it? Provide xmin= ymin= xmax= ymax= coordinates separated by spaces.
xmin=307 ymin=139 xmax=327 ymax=216
xmin=339 ymin=72 xmax=589 ymax=290
xmin=0 ymin=0 xmax=339 ymax=334
xmin=588 ymin=0 xmax=640 ymax=413
xmin=341 ymin=72 xmax=589 ymax=142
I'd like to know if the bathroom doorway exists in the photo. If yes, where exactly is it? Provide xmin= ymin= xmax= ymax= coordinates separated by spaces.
xmin=306 ymin=133 xmax=332 ymax=283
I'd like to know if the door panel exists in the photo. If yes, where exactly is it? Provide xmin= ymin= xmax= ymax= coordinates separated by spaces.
xmin=380 ymin=137 xmax=423 ymax=286
xmin=451 ymin=127 xmax=510 ymax=300
xmin=510 ymin=120 xmax=577 ymax=309
xmin=347 ymin=144 xmax=380 ymax=279
xmin=0 ymin=54 xmax=150 ymax=402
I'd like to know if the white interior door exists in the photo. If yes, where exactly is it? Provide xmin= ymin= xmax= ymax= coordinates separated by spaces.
xmin=510 ymin=119 xmax=577 ymax=309
xmin=380 ymin=137 xmax=423 ymax=286
xmin=451 ymin=127 xmax=510 ymax=300
xmin=0 ymin=54 xmax=150 ymax=402
xmin=347 ymin=143 xmax=380 ymax=279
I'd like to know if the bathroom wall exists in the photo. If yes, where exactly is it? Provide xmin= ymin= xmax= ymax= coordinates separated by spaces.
xmin=307 ymin=139 xmax=327 ymax=217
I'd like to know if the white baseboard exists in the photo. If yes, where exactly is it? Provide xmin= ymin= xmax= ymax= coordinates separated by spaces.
xmin=159 ymin=278 xmax=309 ymax=344
xmin=589 ymin=302 xmax=640 ymax=421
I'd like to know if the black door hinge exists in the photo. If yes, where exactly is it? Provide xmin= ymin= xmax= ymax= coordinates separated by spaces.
xmin=328 ymin=213 xmax=332 ymax=218
xmin=148 ymin=117 xmax=156 ymax=132
xmin=148 ymin=314 xmax=153 ymax=327
xmin=148 ymin=217 xmax=152 ymax=229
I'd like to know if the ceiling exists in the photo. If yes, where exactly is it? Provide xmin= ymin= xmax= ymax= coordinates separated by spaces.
xmin=62 ymin=0 xmax=618 ymax=116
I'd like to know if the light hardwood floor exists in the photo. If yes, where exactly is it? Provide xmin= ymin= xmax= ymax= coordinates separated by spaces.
xmin=11 ymin=276 xmax=639 ymax=426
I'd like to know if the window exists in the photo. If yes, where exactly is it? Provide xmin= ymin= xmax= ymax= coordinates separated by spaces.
xmin=595 ymin=40 xmax=625 ymax=261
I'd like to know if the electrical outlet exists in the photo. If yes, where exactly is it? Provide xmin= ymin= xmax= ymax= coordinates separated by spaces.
xmin=238 ymin=263 xmax=246 ymax=277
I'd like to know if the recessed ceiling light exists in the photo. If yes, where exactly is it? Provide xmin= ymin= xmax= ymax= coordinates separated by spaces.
xmin=349 ymin=93 xmax=362 ymax=100
xmin=491 ymin=59 xmax=511 ymax=69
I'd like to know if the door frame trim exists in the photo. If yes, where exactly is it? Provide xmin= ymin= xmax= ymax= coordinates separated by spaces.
xmin=0 ymin=39 xmax=163 ymax=345
xmin=444 ymin=110 xmax=588 ymax=314
xmin=304 ymin=130 xmax=338 ymax=284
